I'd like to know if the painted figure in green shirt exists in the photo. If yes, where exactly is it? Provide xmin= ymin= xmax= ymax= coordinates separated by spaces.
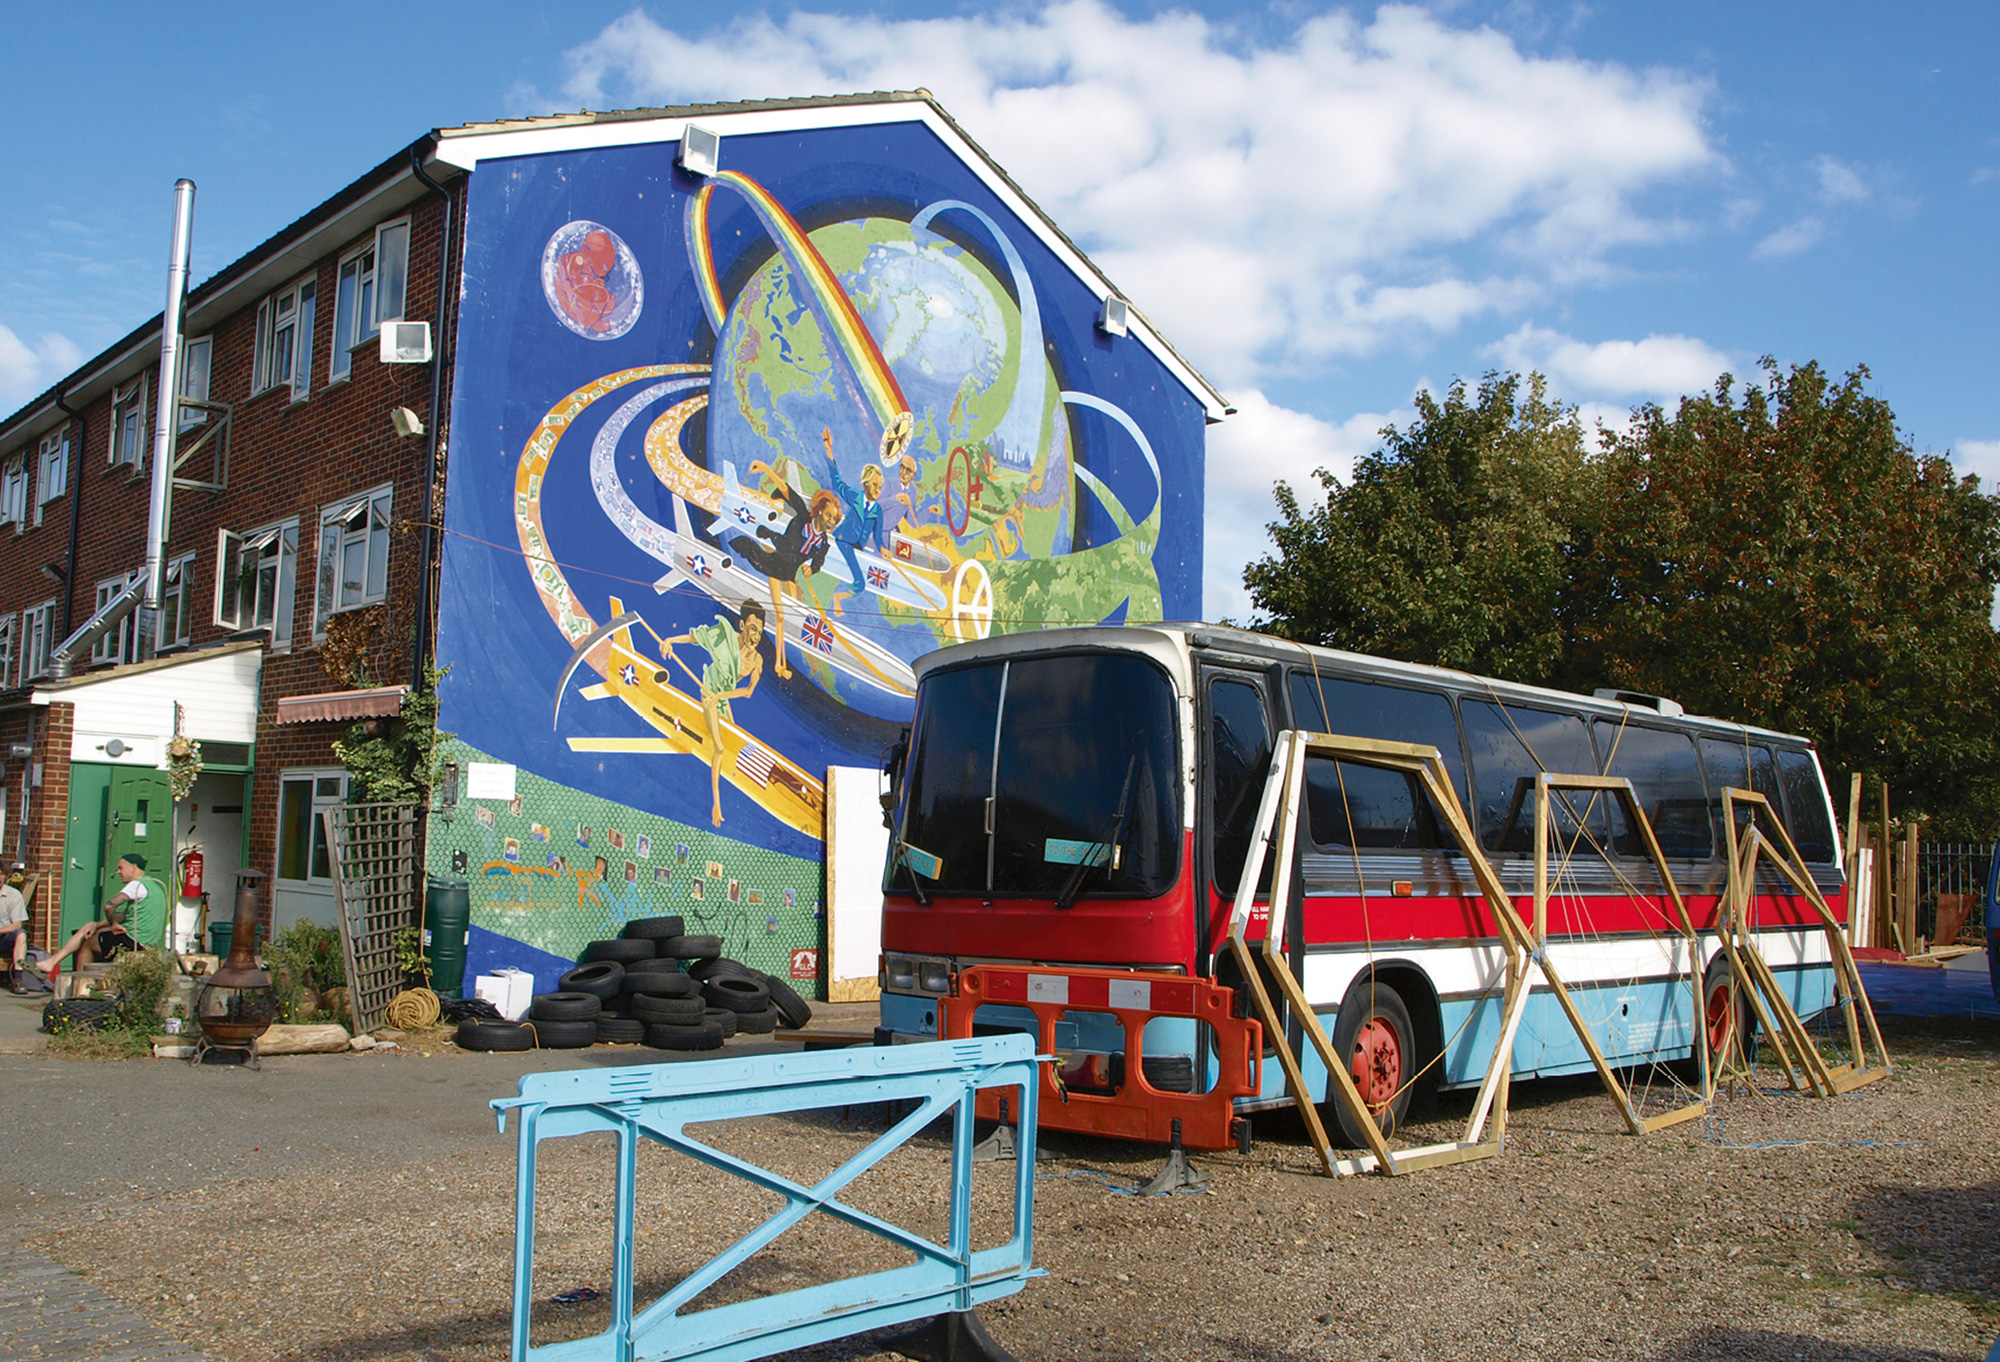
xmin=662 ymin=602 xmax=767 ymax=827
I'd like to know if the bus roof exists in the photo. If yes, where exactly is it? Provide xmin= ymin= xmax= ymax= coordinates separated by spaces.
xmin=915 ymin=623 xmax=1820 ymax=751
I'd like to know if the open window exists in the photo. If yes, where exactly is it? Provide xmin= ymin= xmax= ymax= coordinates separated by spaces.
xmin=214 ymin=519 xmax=299 ymax=644
xmin=331 ymin=219 xmax=410 ymax=381
xmin=313 ymin=485 xmax=393 ymax=637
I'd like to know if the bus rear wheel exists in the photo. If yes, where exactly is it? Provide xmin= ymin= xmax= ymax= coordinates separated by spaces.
xmin=1701 ymin=955 xmax=1758 ymax=1068
xmin=1327 ymin=979 xmax=1414 ymax=1148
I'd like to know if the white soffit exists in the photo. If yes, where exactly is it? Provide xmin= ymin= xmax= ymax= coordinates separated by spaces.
xmin=434 ymin=102 xmax=1229 ymax=421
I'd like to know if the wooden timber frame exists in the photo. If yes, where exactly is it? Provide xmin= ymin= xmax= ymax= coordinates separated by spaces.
xmin=1224 ymin=731 xmax=1708 ymax=1179
xmin=1714 ymin=788 xmax=1890 ymax=1097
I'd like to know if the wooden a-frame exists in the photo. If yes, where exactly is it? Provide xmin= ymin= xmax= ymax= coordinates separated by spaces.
xmin=1224 ymin=731 xmax=1709 ymax=1178
xmin=1713 ymin=788 xmax=1890 ymax=1096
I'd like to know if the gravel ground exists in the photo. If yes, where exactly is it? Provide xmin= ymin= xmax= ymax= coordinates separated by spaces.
xmin=4 ymin=1016 xmax=1996 ymax=1362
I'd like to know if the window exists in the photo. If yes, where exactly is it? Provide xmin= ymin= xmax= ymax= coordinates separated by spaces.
xmin=36 ymin=427 xmax=69 ymax=513
xmin=19 ymin=600 xmax=56 ymax=681
xmin=0 ymin=616 xmax=14 ymax=689
xmin=1594 ymin=721 xmax=1712 ymax=860
xmin=157 ymin=552 xmax=196 ymax=650
xmin=178 ymin=336 xmax=212 ymax=430
xmin=0 ymin=456 xmax=25 ymax=527
xmin=214 ymin=519 xmax=299 ymax=644
xmin=1304 ymin=757 xmax=1444 ymax=851
xmin=331 ymin=219 xmax=410 ymax=381
xmin=110 ymin=375 xmax=148 ymax=467
xmin=1289 ymin=673 xmax=1472 ymax=813
xmin=1775 ymin=749 xmax=1836 ymax=864
xmin=1698 ymin=737 xmax=1783 ymax=851
xmin=89 ymin=572 xmax=142 ymax=666
xmin=1208 ymin=675 xmax=1274 ymax=896
xmin=314 ymin=484 xmax=393 ymax=636
xmin=277 ymin=770 xmax=348 ymax=883
xmin=1462 ymin=701 xmax=1605 ymax=853
xmin=254 ymin=276 xmax=316 ymax=399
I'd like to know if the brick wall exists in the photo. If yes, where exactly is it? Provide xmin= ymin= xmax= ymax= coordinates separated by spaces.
xmin=0 ymin=173 xmax=464 ymax=936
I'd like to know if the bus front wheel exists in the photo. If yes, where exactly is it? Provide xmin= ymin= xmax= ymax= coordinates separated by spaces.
xmin=1327 ymin=978 xmax=1414 ymax=1148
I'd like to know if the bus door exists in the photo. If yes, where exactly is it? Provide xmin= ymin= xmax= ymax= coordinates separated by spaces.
xmin=1200 ymin=666 xmax=1295 ymax=1039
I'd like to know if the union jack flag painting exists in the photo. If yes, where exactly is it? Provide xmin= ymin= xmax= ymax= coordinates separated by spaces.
xmin=800 ymin=613 xmax=835 ymax=654
xmin=865 ymin=564 xmax=890 ymax=590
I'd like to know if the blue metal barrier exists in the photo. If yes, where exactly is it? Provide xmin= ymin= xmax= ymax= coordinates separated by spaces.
xmin=492 ymin=1035 xmax=1045 ymax=1362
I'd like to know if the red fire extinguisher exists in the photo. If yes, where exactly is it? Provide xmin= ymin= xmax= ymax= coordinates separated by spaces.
xmin=179 ymin=847 xmax=204 ymax=899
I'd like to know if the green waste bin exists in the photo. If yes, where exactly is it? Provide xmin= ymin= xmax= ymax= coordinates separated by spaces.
xmin=207 ymin=921 xmax=233 ymax=959
xmin=425 ymin=875 xmax=471 ymax=1000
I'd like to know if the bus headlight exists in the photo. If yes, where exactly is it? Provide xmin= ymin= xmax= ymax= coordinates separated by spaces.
xmin=882 ymin=952 xmax=954 ymax=996
xmin=917 ymin=958 xmax=953 ymax=994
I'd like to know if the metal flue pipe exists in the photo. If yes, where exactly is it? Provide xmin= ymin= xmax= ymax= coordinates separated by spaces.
xmin=142 ymin=179 xmax=196 ymax=653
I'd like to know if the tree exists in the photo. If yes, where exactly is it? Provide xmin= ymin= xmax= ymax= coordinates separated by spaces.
xmin=1244 ymin=372 xmax=1597 ymax=683
xmin=1244 ymin=361 xmax=2000 ymax=835
xmin=1577 ymin=361 xmax=2000 ymax=835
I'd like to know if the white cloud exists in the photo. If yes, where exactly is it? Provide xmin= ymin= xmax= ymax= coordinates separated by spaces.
xmin=541 ymin=1 xmax=1720 ymax=382
xmin=1489 ymin=323 xmax=1733 ymax=401
xmin=0 ymin=324 xmax=82 ymax=409
xmin=1814 ymin=154 xmax=1869 ymax=204
xmin=1201 ymin=390 xmax=1402 ymax=621
xmin=1954 ymin=439 xmax=2000 ymax=488
xmin=1755 ymin=216 xmax=1824 ymax=259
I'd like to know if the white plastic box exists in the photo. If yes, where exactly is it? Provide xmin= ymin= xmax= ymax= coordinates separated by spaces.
xmin=474 ymin=968 xmax=534 ymax=1021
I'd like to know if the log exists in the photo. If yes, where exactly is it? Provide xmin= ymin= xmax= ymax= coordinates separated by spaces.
xmin=255 ymin=1023 xmax=353 ymax=1055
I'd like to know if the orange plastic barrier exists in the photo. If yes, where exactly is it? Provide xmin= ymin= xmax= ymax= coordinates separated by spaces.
xmin=938 ymin=964 xmax=1262 ymax=1151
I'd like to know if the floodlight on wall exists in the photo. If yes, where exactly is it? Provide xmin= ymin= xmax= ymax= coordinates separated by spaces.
xmin=1097 ymin=296 xmax=1129 ymax=337
xmin=38 ymin=561 xmax=65 ymax=583
xmin=390 ymin=406 xmax=425 ymax=438
xmin=6 ymin=743 xmax=30 ymax=760
xmin=379 ymin=320 xmax=433 ymax=364
xmin=679 ymin=125 xmax=720 ymax=177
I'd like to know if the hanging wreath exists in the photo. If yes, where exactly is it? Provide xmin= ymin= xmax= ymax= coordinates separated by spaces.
xmin=166 ymin=734 xmax=203 ymax=801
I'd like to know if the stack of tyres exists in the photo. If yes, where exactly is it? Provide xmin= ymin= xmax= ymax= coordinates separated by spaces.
xmin=552 ymin=915 xmax=815 ymax=1049
xmin=690 ymin=956 xmax=814 ymax=1031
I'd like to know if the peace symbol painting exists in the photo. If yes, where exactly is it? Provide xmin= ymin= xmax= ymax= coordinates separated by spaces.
xmin=432 ymin=106 xmax=1208 ymax=984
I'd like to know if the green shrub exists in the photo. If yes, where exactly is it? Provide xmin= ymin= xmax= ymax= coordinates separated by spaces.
xmin=109 ymin=951 xmax=172 ymax=1032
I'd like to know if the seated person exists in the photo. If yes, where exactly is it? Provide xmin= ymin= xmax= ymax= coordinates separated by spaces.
xmin=0 ymin=863 xmax=27 ymax=994
xmin=39 ymin=853 xmax=147 ymax=978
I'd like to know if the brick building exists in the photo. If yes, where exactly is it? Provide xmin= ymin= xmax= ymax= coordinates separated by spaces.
xmin=0 ymin=137 xmax=462 ymax=951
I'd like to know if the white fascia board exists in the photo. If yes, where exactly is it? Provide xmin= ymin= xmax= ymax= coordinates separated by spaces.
xmin=437 ymin=104 xmax=1231 ymax=421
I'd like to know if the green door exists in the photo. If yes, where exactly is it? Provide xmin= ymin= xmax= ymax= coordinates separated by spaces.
xmin=60 ymin=764 xmax=173 ymax=937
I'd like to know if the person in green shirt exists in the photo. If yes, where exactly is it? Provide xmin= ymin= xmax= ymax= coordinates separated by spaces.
xmin=39 ymin=853 xmax=144 ymax=979
xmin=660 ymin=603 xmax=767 ymax=827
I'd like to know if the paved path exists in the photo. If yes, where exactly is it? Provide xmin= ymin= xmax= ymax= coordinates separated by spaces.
xmin=0 ymin=1233 xmax=211 ymax=1362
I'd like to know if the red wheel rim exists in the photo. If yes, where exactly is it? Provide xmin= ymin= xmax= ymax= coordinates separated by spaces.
xmin=1349 ymin=1016 xmax=1403 ymax=1112
xmin=1705 ymin=981 xmax=1734 ymax=1052
xmin=944 ymin=447 xmax=971 ymax=536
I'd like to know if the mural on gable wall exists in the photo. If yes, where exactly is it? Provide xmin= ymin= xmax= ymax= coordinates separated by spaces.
xmin=432 ymin=120 xmax=1206 ymax=994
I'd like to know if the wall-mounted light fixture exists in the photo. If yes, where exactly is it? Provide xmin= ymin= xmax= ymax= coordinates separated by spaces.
xmin=679 ymin=125 xmax=720 ymax=177
xmin=390 ymin=406 xmax=425 ymax=438
xmin=38 ymin=561 xmax=65 ymax=583
xmin=1097 ymin=297 xmax=1129 ymax=337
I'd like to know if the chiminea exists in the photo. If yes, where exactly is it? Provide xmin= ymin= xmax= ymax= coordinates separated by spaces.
xmin=192 ymin=869 xmax=276 ymax=1065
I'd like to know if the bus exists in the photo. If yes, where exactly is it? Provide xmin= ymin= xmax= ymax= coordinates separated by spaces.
xmin=876 ymin=624 xmax=1845 ymax=1151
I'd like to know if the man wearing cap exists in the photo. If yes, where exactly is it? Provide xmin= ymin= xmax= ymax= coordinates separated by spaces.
xmin=38 ymin=853 xmax=145 ymax=978
xmin=0 ymin=864 xmax=28 ymax=993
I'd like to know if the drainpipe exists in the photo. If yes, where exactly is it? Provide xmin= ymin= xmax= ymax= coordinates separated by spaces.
xmin=142 ymin=179 xmax=196 ymax=660
xmin=408 ymin=145 xmax=454 ymax=688
xmin=52 ymin=389 xmax=84 ymax=638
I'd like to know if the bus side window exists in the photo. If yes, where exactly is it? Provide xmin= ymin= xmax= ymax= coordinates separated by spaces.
xmin=1303 ymin=757 xmax=1440 ymax=850
xmin=1594 ymin=721 xmax=1712 ymax=860
xmin=1208 ymin=677 xmax=1274 ymax=897
xmin=1287 ymin=672 xmax=1472 ymax=823
xmin=1698 ymin=737 xmax=1784 ymax=851
xmin=1774 ymin=749 xmax=1836 ymax=863
xmin=1462 ymin=702 xmax=1605 ymax=854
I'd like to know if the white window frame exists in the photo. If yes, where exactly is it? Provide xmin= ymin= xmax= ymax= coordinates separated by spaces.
xmin=0 ymin=615 xmax=14 ymax=690
xmin=0 ymin=456 xmax=25 ymax=527
xmin=89 ymin=571 xmax=142 ymax=667
xmin=20 ymin=600 xmax=56 ymax=682
xmin=276 ymin=767 xmax=348 ymax=886
xmin=331 ymin=218 xmax=410 ymax=382
xmin=36 ymin=427 xmax=69 ymax=518
xmin=178 ymin=336 xmax=212 ymax=431
xmin=213 ymin=517 xmax=299 ymax=646
xmin=313 ymin=483 xmax=394 ymax=638
xmin=253 ymin=275 xmax=316 ymax=400
xmin=109 ymin=374 xmax=148 ymax=468
xmin=157 ymin=551 xmax=196 ymax=651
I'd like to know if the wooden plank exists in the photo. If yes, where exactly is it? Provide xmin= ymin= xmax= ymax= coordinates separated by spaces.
xmin=1900 ymin=822 xmax=1920 ymax=958
xmin=1639 ymin=1102 xmax=1709 ymax=1134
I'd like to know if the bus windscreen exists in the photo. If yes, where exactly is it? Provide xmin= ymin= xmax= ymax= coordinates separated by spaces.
xmin=895 ymin=653 xmax=1181 ymax=899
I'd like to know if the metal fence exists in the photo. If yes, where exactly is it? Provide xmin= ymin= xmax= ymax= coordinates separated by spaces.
xmin=1912 ymin=841 xmax=1992 ymax=948
xmin=324 ymin=802 xmax=421 ymax=1032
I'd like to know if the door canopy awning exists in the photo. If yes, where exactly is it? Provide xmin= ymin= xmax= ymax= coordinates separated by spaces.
xmin=274 ymin=685 xmax=408 ymax=724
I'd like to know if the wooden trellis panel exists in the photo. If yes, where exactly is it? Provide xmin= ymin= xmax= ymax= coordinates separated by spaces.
xmin=324 ymin=802 xmax=420 ymax=1034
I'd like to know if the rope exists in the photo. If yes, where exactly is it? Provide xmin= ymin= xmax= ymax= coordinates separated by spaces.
xmin=385 ymin=987 xmax=441 ymax=1030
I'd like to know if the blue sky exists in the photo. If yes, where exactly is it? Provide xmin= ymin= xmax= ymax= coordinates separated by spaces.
xmin=4 ymin=2 xmax=1995 ymax=616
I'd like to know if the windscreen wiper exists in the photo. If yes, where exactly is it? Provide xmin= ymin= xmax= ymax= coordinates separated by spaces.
xmin=1054 ymin=755 xmax=1137 ymax=911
